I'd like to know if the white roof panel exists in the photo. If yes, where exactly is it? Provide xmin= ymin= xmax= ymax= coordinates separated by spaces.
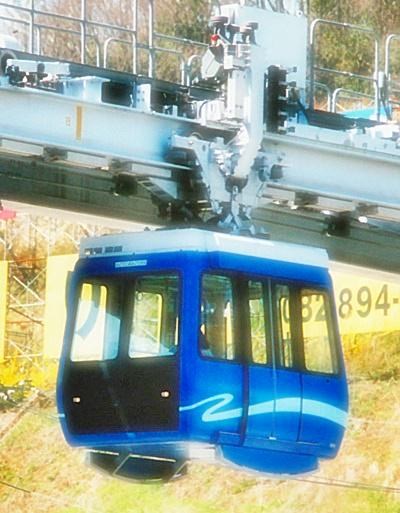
xmin=79 ymin=228 xmax=328 ymax=268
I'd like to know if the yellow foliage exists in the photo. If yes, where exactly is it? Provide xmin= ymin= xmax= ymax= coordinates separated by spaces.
xmin=0 ymin=358 xmax=58 ymax=391
xmin=342 ymin=331 xmax=400 ymax=380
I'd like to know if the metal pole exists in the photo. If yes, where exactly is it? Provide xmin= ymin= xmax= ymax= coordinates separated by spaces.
xmin=148 ymin=0 xmax=155 ymax=78
xmin=374 ymin=39 xmax=380 ymax=121
xmin=132 ymin=0 xmax=138 ymax=74
xmin=93 ymin=38 xmax=100 ymax=67
xmin=29 ymin=0 xmax=35 ymax=53
xmin=384 ymin=34 xmax=393 ymax=79
xmin=186 ymin=54 xmax=200 ymax=86
xmin=384 ymin=34 xmax=398 ymax=107
xmin=80 ymin=0 xmax=87 ymax=64
xmin=308 ymin=19 xmax=319 ymax=110
xmin=36 ymin=26 xmax=41 ymax=55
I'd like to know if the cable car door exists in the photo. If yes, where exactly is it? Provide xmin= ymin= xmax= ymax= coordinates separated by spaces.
xmin=271 ymin=283 xmax=302 ymax=442
xmin=245 ymin=279 xmax=275 ymax=441
xmin=245 ymin=281 xmax=301 ymax=443
xmin=62 ymin=273 xmax=180 ymax=436
xmin=184 ymin=273 xmax=244 ymax=444
xmin=298 ymin=288 xmax=348 ymax=448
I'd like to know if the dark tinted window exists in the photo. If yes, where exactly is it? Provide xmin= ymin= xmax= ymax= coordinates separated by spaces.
xmin=248 ymin=280 xmax=269 ymax=364
xmin=70 ymin=273 xmax=179 ymax=361
xmin=301 ymin=289 xmax=337 ymax=374
xmin=200 ymin=274 xmax=235 ymax=360
xmin=197 ymin=272 xmax=339 ymax=375
xmin=274 ymin=283 xmax=294 ymax=369
xmin=71 ymin=282 xmax=120 ymax=361
xmin=129 ymin=274 xmax=179 ymax=358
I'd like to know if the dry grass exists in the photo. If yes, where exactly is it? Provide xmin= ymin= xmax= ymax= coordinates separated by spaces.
xmin=1 ymin=379 xmax=400 ymax=513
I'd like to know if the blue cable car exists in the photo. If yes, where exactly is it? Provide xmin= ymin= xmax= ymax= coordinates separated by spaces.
xmin=57 ymin=229 xmax=348 ymax=481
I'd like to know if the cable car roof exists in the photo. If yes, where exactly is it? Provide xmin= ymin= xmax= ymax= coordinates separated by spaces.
xmin=79 ymin=228 xmax=329 ymax=268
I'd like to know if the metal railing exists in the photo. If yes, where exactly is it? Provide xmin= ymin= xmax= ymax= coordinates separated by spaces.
xmin=331 ymin=88 xmax=375 ymax=113
xmin=384 ymin=33 xmax=400 ymax=86
xmin=384 ymin=33 xmax=400 ymax=104
xmin=309 ymin=19 xmax=380 ymax=120
xmin=306 ymin=80 xmax=332 ymax=110
xmin=0 ymin=0 xmax=207 ymax=84
xmin=332 ymin=87 xmax=400 ymax=120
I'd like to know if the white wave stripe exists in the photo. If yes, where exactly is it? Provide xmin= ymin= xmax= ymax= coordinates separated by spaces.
xmin=180 ymin=393 xmax=243 ymax=422
xmin=180 ymin=394 xmax=348 ymax=428
xmin=302 ymin=399 xmax=348 ymax=428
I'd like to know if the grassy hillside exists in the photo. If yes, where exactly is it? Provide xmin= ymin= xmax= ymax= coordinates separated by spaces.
xmin=1 ymin=379 xmax=399 ymax=513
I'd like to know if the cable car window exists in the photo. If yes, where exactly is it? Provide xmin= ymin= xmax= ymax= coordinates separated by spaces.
xmin=249 ymin=280 xmax=268 ymax=364
xmin=274 ymin=284 xmax=294 ymax=368
xmin=200 ymin=274 xmax=235 ymax=360
xmin=129 ymin=274 xmax=179 ymax=358
xmin=301 ymin=289 xmax=337 ymax=374
xmin=71 ymin=282 xmax=120 ymax=361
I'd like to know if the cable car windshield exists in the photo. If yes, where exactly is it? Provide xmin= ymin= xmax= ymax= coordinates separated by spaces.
xmin=70 ymin=273 xmax=179 ymax=361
